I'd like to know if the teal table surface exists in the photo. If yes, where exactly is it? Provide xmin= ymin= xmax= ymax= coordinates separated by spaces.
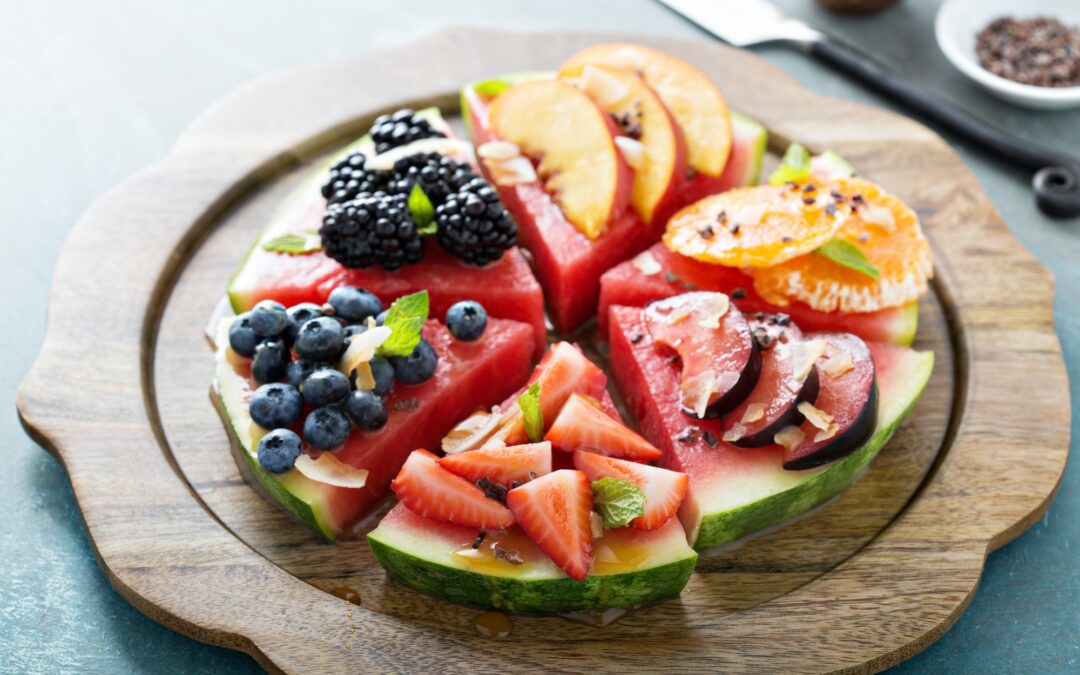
xmin=1 ymin=0 xmax=1076 ymax=672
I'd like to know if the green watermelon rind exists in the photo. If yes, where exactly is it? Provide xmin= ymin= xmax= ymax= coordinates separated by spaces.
xmin=367 ymin=533 xmax=697 ymax=614
xmin=730 ymin=110 xmax=768 ymax=186
xmin=692 ymin=350 xmax=934 ymax=551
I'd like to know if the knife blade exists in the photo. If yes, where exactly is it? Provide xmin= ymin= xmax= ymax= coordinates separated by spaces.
xmin=657 ymin=0 xmax=1080 ymax=218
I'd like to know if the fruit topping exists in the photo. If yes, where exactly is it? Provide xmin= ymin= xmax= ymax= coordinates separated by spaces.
xmin=488 ymin=78 xmax=632 ymax=239
xmin=227 ymin=312 xmax=259 ymax=357
xmin=721 ymin=315 xmax=821 ymax=447
xmin=294 ymin=316 xmax=347 ymax=362
xmin=573 ymin=452 xmax=688 ymax=531
xmin=249 ymin=300 xmax=290 ymax=339
xmin=545 ymin=393 xmax=662 ymax=461
xmin=644 ymin=292 xmax=760 ymax=419
xmin=751 ymin=178 xmax=934 ymax=313
xmin=256 ymin=428 xmax=303 ymax=474
xmin=389 ymin=339 xmax=438 ymax=385
xmin=320 ymin=152 xmax=390 ymax=206
xmin=505 ymin=470 xmax=594 ymax=580
xmin=438 ymin=442 xmax=553 ymax=487
xmin=445 ymin=300 xmax=489 ymax=341
xmin=370 ymin=108 xmax=447 ymax=155
xmin=320 ymin=193 xmax=424 ymax=271
xmin=299 ymin=368 xmax=351 ymax=407
xmin=368 ymin=355 xmax=395 ymax=398
xmin=284 ymin=359 xmax=330 ymax=388
xmin=251 ymin=338 xmax=289 ymax=383
xmin=441 ymin=408 xmax=507 ymax=455
xmin=385 ymin=152 xmax=478 ymax=206
xmin=327 ymin=286 xmax=383 ymax=323
xmin=391 ymin=449 xmax=515 ymax=530
xmin=293 ymin=451 xmax=369 ymax=489
xmin=782 ymin=332 xmax=878 ymax=470
xmin=303 ymin=406 xmax=352 ymax=450
xmin=663 ymin=182 xmax=849 ymax=268
xmin=434 ymin=177 xmax=517 ymax=266
xmin=344 ymin=389 xmax=388 ymax=431
xmin=249 ymin=382 xmax=303 ymax=431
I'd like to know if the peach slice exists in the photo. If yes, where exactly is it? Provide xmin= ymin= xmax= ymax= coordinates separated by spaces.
xmin=561 ymin=65 xmax=687 ymax=225
xmin=560 ymin=43 xmax=732 ymax=178
xmin=488 ymin=79 xmax=632 ymax=240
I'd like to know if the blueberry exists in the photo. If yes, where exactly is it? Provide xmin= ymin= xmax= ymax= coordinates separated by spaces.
xmin=375 ymin=310 xmax=389 ymax=326
xmin=345 ymin=390 xmax=388 ymax=431
xmin=248 ymin=382 xmax=302 ymax=430
xmin=303 ymin=407 xmax=351 ymax=449
xmin=328 ymin=286 xmax=384 ymax=323
xmin=256 ymin=428 xmax=302 ymax=473
xmin=249 ymin=300 xmax=289 ymax=338
xmin=284 ymin=359 xmax=329 ymax=388
xmin=283 ymin=303 xmax=322 ymax=346
xmin=300 ymin=369 xmax=352 ymax=407
xmin=294 ymin=316 xmax=346 ymax=362
xmin=252 ymin=339 xmax=290 ymax=383
xmin=389 ymin=339 xmax=438 ymax=385
xmin=445 ymin=300 xmax=488 ymax=341
xmin=228 ymin=313 xmax=258 ymax=357
xmin=369 ymin=355 xmax=394 ymax=398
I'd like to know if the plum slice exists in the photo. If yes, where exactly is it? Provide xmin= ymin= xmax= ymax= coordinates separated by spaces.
xmin=644 ymin=292 xmax=760 ymax=420
xmin=721 ymin=314 xmax=820 ymax=447
xmin=780 ymin=332 xmax=878 ymax=470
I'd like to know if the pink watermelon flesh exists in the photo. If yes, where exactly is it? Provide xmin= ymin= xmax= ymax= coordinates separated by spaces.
xmin=782 ymin=332 xmax=877 ymax=470
xmin=226 ymin=163 xmax=547 ymax=358
xmin=598 ymin=242 xmax=918 ymax=345
xmin=215 ymin=318 xmax=535 ymax=541
xmin=723 ymin=317 xmax=819 ymax=447
xmin=677 ymin=110 xmax=768 ymax=205
xmin=607 ymin=303 xmax=933 ymax=549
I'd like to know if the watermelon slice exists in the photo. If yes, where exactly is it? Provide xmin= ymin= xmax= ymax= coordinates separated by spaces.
xmin=676 ymin=111 xmax=768 ymax=205
xmin=607 ymin=304 xmax=933 ymax=550
xmin=598 ymin=242 xmax=919 ymax=345
xmin=226 ymin=111 xmax=548 ymax=358
xmin=367 ymin=501 xmax=696 ymax=613
xmin=212 ymin=317 xmax=534 ymax=541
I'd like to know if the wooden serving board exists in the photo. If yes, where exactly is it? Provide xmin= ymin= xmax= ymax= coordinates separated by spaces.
xmin=17 ymin=30 xmax=1070 ymax=674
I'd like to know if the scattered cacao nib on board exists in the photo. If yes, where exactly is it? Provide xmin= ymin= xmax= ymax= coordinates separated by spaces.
xmin=977 ymin=16 xmax=1080 ymax=88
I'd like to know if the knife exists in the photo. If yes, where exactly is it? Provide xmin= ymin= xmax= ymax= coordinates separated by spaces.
xmin=657 ymin=0 xmax=1080 ymax=218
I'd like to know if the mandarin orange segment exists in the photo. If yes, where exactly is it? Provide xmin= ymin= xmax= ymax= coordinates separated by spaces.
xmin=663 ymin=183 xmax=848 ymax=268
xmin=751 ymin=178 xmax=933 ymax=313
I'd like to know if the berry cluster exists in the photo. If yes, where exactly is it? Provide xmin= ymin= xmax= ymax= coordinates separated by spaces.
xmin=227 ymin=286 xmax=442 ymax=474
xmin=369 ymin=108 xmax=445 ymax=154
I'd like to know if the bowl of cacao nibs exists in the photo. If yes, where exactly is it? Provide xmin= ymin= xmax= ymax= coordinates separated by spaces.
xmin=936 ymin=0 xmax=1080 ymax=110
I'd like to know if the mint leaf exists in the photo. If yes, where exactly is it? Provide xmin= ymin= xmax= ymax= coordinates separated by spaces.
xmin=517 ymin=382 xmax=543 ymax=443
xmin=376 ymin=291 xmax=430 ymax=357
xmin=591 ymin=477 xmax=646 ymax=529
xmin=261 ymin=232 xmax=322 ymax=255
xmin=768 ymin=143 xmax=812 ymax=186
xmin=813 ymin=239 xmax=880 ymax=279
xmin=473 ymin=78 xmax=511 ymax=97
xmin=408 ymin=184 xmax=437 ymax=236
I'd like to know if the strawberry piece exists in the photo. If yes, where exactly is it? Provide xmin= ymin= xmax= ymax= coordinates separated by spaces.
xmin=437 ymin=442 xmax=553 ymax=487
xmin=573 ymin=451 xmax=688 ymax=530
xmin=390 ymin=449 xmax=514 ymax=530
xmin=505 ymin=470 xmax=594 ymax=580
xmin=545 ymin=393 xmax=663 ymax=461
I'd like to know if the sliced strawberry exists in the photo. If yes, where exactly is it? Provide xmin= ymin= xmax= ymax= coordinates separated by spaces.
xmin=573 ymin=451 xmax=688 ymax=530
xmin=505 ymin=470 xmax=594 ymax=580
xmin=437 ymin=442 xmax=553 ymax=487
xmin=390 ymin=449 xmax=514 ymax=530
xmin=545 ymin=393 xmax=663 ymax=461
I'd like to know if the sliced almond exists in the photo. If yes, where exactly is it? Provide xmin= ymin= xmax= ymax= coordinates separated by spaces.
xmin=774 ymin=426 xmax=806 ymax=452
xmin=697 ymin=293 xmax=730 ymax=329
xmin=797 ymin=401 xmax=835 ymax=431
xmin=294 ymin=452 xmax=368 ymax=489
xmin=632 ymin=250 xmax=663 ymax=276
xmin=614 ymin=136 xmax=646 ymax=170
xmin=722 ymin=423 xmax=746 ymax=443
xmin=441 ymin=408 xmax=505 ymax=455
xmin=580 ymin=64 xmax=631 ymax=106
xmin=741 ymin=403 xmax=767 ymax=424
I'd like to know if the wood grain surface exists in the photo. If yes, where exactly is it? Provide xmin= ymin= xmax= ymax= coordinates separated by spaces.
xmin=16 ymin=29 xmax=1070 ymax=674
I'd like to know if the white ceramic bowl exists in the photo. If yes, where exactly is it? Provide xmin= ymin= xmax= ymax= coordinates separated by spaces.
xmin=936 ymin=0 xmax=1080 ymax=110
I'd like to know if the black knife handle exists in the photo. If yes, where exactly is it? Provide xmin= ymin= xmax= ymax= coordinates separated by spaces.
xmin=810 ymin=35 xmax=1080 ymax=218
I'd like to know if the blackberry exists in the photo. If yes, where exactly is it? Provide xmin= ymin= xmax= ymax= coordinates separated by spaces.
xmin=320 ymin=194 xmax=424 ymax=270
xmin=320 ymin=152 xmax=389 ymax=206
xmin=435 ymin=178 xmax=517 ymax=266
xmin=370 ymin=109 xmax=445 ymax=154
xmin=385 ymin=152 xmax=477 ymax=206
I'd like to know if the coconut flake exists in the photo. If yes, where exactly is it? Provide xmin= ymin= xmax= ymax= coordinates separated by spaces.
xmin=580 ymin=64 xmax=630 ymax=106
xmin=683 ymin=370 xmax=739 ymax=419
xmin=294 ymin=453 xmax=368 ymax=489
xmin=477 ymin=140 xmax=521 ymax=161
xmin=353 ymin=360 xmax=376 ymax=391
xmin=441 ymin=408 xmax=505 ymax=455
xmin=741 ymin=403 xmax=766 ymax=424
xmin=789 ymin=339 xmax=828 ymax=389
xmin=822 ymin=348 xmax=855 ymax=378
xmin=632 ymin=250 xmax=663 ymax=276
xmin=338 ymin=326 xmax=392 ymax=377
xmin=615 ymin=136 xmax=646 ymax=170
xmin=859 ymin=203 xmax=896 ymax=232
xmin=774 ymin=426 xmax=806 ymax=452
xmin=697 ymin=293 xmax=730 ymax=329
xmin=797 ymin=401 xmax=835 ymax=431
xmin=590 ymin=511 xmax=605 ymax=540
xmin=609 ymin=46 xmax=646 ymax=71
xmin=730 ymin=202 xmax=768 ymax=228
xmin=814 ymin=424 xmax=840 ymax=443
xmin=486 ymin=156 xmax=538 ymax=186
xmin=722 ymin=423 xmax=746 ymax=443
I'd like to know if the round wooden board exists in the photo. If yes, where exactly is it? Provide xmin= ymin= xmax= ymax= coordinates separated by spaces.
xmin=17 ymin=29 xmax=1070 ymax=674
